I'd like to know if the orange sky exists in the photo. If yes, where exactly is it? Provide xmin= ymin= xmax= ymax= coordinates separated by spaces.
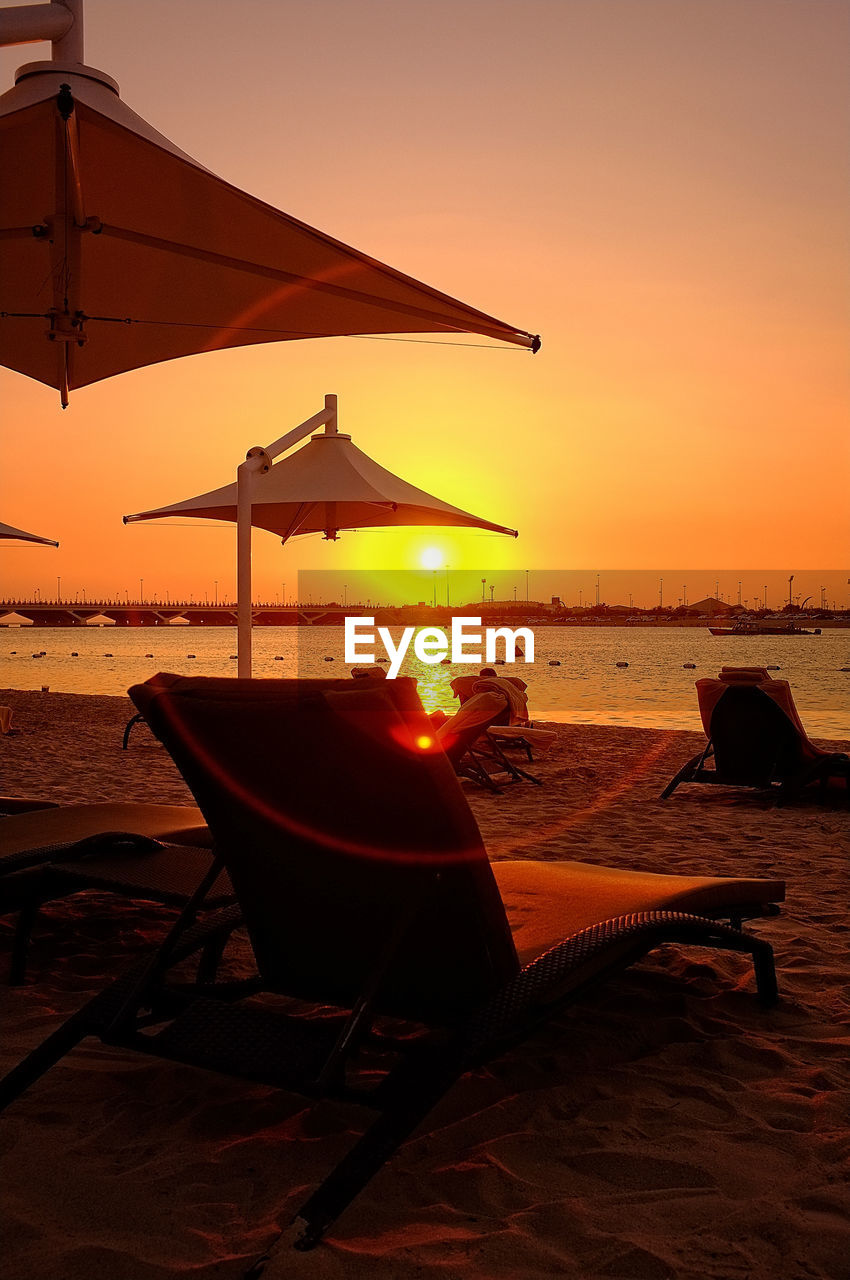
xmin=1 ymin=0 xmax=848 ymax=607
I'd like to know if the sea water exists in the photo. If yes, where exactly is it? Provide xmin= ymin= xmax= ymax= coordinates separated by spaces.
xmin=2 ymin=625 xmax=848 ymax=737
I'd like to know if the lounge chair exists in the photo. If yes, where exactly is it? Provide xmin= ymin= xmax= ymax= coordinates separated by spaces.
xmin=0 ymin=801 xmax=219 ymax=982
xmin=449 ymin=670 xmax=555 ymax=761
xmin=437 ymin=690 xmax=541 ymax=789
xmin=0 ymin=674 xmax=783 ymax=1250
xmin=661 ymin=667 xmax=850 ymax=801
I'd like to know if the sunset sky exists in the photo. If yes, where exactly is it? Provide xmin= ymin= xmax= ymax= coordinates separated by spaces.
xmin=1 ymin=0 xmax=847 ymax=608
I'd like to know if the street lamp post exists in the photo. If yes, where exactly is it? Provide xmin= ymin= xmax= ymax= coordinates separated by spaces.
xmin=140 ymin=578 xmax=144 ymax=604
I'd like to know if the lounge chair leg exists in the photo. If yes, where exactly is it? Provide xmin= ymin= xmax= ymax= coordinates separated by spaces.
xmin=751 ymin=938 xmax=779 ymax=1007
xmin=197 ymin=933 xmax=228 ymax=984
xmin=659 ymin=755 xmax=700 ymax=799
xmin=292 ymin=1047 xmax=465 ymax=1249
xmin=9 ymin=899 xmax=40 ymax=985
xmin=0 ymin=1008 xmax=91 ymax=1110
xmin=122 ymin=712 xmax=144 ymax=750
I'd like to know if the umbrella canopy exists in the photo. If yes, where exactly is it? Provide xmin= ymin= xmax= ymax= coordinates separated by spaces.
xmin=125 ymin=432 xmax=518 ymax=543
xmin=124 ymin=394 xmax=517 ymax=675
xmin=0 ymin=58 xmax=538 ymax=404
xmin=0 ymin=519 xmax=58 ymax=547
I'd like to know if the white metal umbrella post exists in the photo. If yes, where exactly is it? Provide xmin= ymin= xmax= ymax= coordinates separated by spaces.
xmin=236 ymin=394 xmax=338 ymax=677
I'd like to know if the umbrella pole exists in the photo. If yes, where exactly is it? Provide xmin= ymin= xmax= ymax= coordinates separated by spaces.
xmin=237 ymin=448 xmax=270 ymax=679
xmin=235 ymin=397 xmax=338 ymax=679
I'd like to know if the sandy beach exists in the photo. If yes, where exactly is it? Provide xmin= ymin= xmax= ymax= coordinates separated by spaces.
xmin=1 ymin=686 xmax=848 ymax=1280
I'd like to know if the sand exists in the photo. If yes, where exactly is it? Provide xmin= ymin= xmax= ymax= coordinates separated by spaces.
xmin=0 ymin=687 xmax=848 ymax=1280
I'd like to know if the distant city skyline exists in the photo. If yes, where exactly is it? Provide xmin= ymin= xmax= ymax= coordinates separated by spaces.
xmin=3 ymin=568 xmax=848 ymax=613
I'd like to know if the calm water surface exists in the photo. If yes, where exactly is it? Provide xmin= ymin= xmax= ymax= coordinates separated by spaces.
xmin=2 ymin=626 xmax=848 ymax=737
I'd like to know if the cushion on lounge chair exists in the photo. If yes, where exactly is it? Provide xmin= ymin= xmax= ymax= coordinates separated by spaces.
xmin=0 ymin=802 xmax=211 ymax=860
xmin=493 ymin=861 xmax=783 ymax=965
xmin=487 ymin=725 xmax=557 ymax=753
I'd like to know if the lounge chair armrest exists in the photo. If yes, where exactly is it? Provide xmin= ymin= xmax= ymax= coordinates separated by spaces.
xmin=462 ymin=909 xmax=778 ymax=1057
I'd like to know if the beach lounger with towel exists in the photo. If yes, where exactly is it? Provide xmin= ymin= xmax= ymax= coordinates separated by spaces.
xmin=0 ymin=674 xmax=784 ymax=1250
xmin=662 ymin=667 xmax=850 ymax=801
xmin=437 ymin=690 xmax=542 ymax=790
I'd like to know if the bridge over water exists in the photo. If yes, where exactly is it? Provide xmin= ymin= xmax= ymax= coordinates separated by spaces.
xmin=0 ymin=603 xmax=351 ymax=627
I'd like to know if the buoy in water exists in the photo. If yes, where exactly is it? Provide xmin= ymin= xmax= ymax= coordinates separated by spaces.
xmin=494 ymin=658 xmax=506 ymax=665
xmin=548 ymin=660 xmax=561 ymax=667
xmin=766 ymin=665 xmax=780 ymax=671
xmin=145 ymin=653 xmax=154 ymax=658
xmin=229 ymin=655 xmax=237 ymax=660
xmin=71 ymin=652 xmax=79 ymax=657
xmin=104 ymin=653 xmax=113 ymax=657
xmin=187 ymin=654 xmax=196 ymax=659
xmin=683 ymin=662 xmax=696 ymax=669
xmin=440 ymin=657 xmax=451 ymax=665
xmin=324 ymin=656 xmax=334 ymax=662
xmin=616 ymin=661 xmax=629 ymax=668
xmin=274 ymin=656 xmax=283 ymax=661
xmin=840 ymin=667 xmax=850 ymax=672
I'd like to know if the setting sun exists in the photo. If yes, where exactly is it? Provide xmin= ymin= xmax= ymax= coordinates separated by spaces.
xmin=420 ymin=547 xmax=443 ymax=570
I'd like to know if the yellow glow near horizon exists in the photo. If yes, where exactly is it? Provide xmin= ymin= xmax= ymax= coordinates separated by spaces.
xmin=420 ymin=547 xmax=444 ymax=570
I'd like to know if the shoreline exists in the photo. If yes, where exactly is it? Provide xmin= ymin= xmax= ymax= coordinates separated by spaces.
xmin=1 ymin=689 xmax=848 ymax=1279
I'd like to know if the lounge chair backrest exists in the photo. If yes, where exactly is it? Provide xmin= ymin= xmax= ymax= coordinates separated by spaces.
xmin=131 ymin=674 xmax=520 ymax=1020
xmin=450 ymin=675 xmax=481 ymax=704
xmin=436 ymin=690 xmax=509 ymax=760
xmin=697 ymin=679 xmax=804 ymax=784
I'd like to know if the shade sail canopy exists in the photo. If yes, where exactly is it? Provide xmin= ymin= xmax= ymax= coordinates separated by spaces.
xmin=0 ymin=519 xmax=58 ymax=546
xmin=125 ymin=431 xmax=518 ymax=541
xmin=0 ymin=62 xmax=539 ymax=403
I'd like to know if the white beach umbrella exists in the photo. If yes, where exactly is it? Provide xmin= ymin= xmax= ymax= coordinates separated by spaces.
xmin=0 ymin=3 xmax=539 ymax=405
xmin=0 ymin=519 xmax=58 ymax=546
xmin=125 ymin=395 xmax=518 ymax=674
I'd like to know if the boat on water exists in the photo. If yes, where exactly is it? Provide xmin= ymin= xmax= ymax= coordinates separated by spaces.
xmin=709 ymin=618 xmax=822 ymax=637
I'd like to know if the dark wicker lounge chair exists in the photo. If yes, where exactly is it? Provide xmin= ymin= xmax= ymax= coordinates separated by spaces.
xmin=662 ymin=668 xmax=850 ymax=801
xmin=0 ymin=674 xmax=784 ymax=1250
xmin=0 ymin=800 xmax=219 ymax=982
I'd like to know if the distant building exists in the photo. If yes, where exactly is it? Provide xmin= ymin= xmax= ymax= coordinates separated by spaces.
xmin=684 ymin=597 xmax=734 ymax=617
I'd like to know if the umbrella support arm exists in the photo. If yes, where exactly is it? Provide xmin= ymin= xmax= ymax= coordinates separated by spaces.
xmin=0 ymin=2 xmax=82 ymax=61
xmin=236 ymin=395 xmax=337 ymax=678
xmin=265 ymin=393 xmax=337 ymax=460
